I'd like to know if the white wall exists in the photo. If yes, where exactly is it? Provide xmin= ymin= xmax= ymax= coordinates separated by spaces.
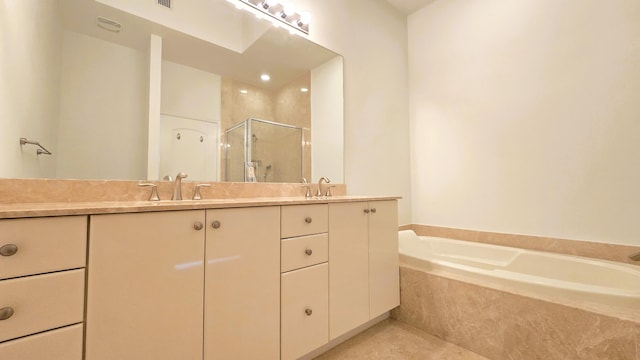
xmin=0 ymin=0 xmax=61 ymax=178
xmin=295 ymin=0 xmax=412 ymax=225
xmin=311 ymin=56 xmax=344 ymax=183
xmin=161 ymin=60 xmax=221 ymax=122
xmin=96 ymin=0 xmax=246 ymax=52
xmin=409 ymin=0 xmax=640 ymax=246
xmin=160 ymin=60 xmax=222 ymax=181
xmin=57 ymin=30 xmax=148 ymax=180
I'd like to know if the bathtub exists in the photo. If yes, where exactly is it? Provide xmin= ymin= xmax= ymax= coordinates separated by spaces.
xmin=398 ymin=230 xmax=640 ymax=312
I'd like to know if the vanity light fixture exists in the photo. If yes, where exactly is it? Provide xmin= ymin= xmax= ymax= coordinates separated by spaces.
xmin=229 ymin=0 xmax=310 ymax=35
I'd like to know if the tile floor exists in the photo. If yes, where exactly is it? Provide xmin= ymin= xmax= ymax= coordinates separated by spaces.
xmin=314 ymin=319 xmax=489 ymax=360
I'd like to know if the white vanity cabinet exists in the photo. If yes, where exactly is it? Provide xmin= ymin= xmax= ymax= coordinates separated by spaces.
xmin=204 ymin=207 xmax=281 ymax=360
xmin=0 ymin=216 xmax=86 ymax=360
xmin=328 ymin=200 xmax=399 ymax=339
xmin=280 ymin=204 xmax=329 ymax=360
xmin=86 ymin=210 xmax=206 ymax=360
xmin=85 ymin=207 xmax=281 ymax=360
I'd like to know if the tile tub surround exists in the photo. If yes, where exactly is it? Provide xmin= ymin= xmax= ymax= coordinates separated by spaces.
xmin=0 ymin=178 xmax=346 ymax=204
xmin=405 ymin=224 xmax=640 ymax=267
xmin=391 ymin=267 xmax=640 ymax=360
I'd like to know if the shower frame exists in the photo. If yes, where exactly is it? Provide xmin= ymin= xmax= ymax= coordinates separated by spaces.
xmin=224 ymin=118 xmax=304 ymax=182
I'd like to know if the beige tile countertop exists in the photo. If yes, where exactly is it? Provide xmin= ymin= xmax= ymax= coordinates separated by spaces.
xmin=0 ymin=196 xmax=401 ymax=219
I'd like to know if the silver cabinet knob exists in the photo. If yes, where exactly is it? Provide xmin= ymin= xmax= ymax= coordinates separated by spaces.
xmin=194 ymin=222 xmax=204 ymax=231
xmin=304 ymin=308 xmax=313 ymax=316
xmin=305 ymin=217 xmax=312 ymax=224
xmin=305 ymin=249 xmax=313 ymax=256
xmin=0 ymin=244 xmax=18 ymax=257
xmin=0 ymin=307 xmax=14 ymax=321
xmin=211 ymin=221 xmax=221 ymax=229
xmin=364 ymin=209 xmax=370 ymax=214
xmin=371 ymin=208 xmax=377 ymax=214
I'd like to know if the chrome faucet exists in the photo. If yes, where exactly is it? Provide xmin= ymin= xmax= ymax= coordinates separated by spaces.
xmin=171 ymin=172 xmax=188 ymax=200
xmin=316 ymin=176 xmax=330 ymax=197
xmin=629 ymin=251 xmax=640 ymax=261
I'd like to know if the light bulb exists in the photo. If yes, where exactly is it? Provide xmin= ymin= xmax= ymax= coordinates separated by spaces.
xmin=265 ymin=0 xmax=278 ymax=6
xmin=299 ymin=11 xmax=311 ymax=25
xmin=260 ymin=74 xmax=271 ymax=81
xmin=283 ymin=2 xmax=295 ymax=16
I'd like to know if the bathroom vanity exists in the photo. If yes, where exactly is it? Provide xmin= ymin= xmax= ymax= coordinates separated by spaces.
xmin=0 ymin=196 xmax=399 ymax=360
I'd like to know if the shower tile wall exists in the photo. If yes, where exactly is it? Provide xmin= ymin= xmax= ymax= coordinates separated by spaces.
xmin=392 ymin=267 xmax=640 ymax=360
xmin=220 ymin=74 xmax=311 ymax=182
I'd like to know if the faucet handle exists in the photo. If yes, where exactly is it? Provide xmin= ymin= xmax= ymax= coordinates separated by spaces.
xmin=325 ymin=185 xmax=336 ymax=197
xmin=138 ymin=183 xmax=160 ymax=201
xmin=192 ymin=184 xmax=211 ymax=200
xmin=300 ymin=178 xmax=312 ymax=198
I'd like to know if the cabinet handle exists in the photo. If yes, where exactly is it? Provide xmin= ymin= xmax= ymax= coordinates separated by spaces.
xmin=364 ymin=209 xmax=370 ymax=214
xmin=0 ymin=307 xmax=14 ymax=321
xmin=304 ymin=308 xmax=313 ymax=316
xmin=0 ymin=244 xmax=18 ymax=257
xmin=193 ymin=222 xmax=203 ymax=231
xmin=305 ymin=249 xmax=313 ymax=256
xmin=211 ymin=221 xmax=221 ymax=229
xmin=305 ymin=217 xmax=312 ymax=224
xmin=371 ymin=208 xmax=377 ymax=214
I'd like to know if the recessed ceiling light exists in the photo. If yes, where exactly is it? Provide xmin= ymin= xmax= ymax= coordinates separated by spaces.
xmin=300 ymin=87 xmax=309 ymax=92
xmin=260 ymin=74 xmax=271 ymax=81
xmin=240 ymin=89 xmax=248 ymax=94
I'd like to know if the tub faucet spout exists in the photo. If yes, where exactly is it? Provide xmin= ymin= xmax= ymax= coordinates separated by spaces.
xmin=172 ymin=172 xmax=188 ymax=200
xmin=629 ymin=251 xmax=640 ymax=261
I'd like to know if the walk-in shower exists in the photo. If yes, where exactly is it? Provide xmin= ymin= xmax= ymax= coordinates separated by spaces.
xmin=224 ymin=118 xmax=304 ymax=183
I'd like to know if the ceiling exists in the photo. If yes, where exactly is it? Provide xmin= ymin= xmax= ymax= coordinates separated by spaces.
xmin=385 ymin=0 xmax=438 ymax=15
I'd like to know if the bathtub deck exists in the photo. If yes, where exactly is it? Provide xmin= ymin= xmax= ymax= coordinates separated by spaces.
xmin=313 ymin=319 xmax=489 ymax=360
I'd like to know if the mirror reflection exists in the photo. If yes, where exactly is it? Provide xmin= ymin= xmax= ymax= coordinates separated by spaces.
xmin=0 ymin=0 xmax=343 ymax=183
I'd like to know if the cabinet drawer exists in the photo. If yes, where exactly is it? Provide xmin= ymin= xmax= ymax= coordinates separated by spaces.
xmin=0 ymin=269 xmax=85 ymax=342
xmin=0 ymin=216 xmax=87 ymax=280
xmin=281 ymin=204 xmax=328 ymax=238
xmin=281 ymin=233 xmax=328 ymax=273
xmin=281 ymin=263 xmax=328 ymax=360
xmin=0 ymin=324 xmax=83 ymax=360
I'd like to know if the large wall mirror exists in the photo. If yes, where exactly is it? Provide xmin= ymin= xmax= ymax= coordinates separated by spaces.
xmin=0 ymin=0 xmax=343 ymax=183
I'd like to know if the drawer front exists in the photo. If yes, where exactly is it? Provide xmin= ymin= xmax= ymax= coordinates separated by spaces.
xmin=281 ymin=233 xmax=328 ymax=273
xmin=281 ymin=204 xmax=328 ymax=238
xmin=0 ymin=269 xmax=85 ymax=342
xmin=0 ymin=216 xmax=87 ymax=280
xmin=281 ymin=263 xmax=328 ymax=360
xmin=0 ymin=324 xmax=83 ymax=360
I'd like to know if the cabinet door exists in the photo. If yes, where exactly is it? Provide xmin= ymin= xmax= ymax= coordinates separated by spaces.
xmin=281 ymin=263 xmax=329 ymax=360
xmin=328 ymin=202 xmax=370 ymax=340
xmin=369 ymin=200 xmax=400 ymax=317
xmin=204 ymin=207 xmax=280 ymax=360
xmin=86 ymin=211 xmax=205 ymax=360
